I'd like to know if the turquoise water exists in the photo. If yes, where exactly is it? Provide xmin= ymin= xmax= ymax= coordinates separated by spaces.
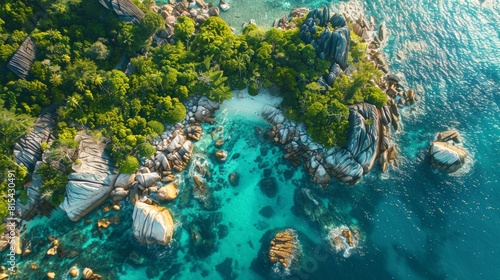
xmin=8 ymin=0 xmax=500 ymax=279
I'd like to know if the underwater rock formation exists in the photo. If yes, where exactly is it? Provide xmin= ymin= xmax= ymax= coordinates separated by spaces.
xmin=132 ymin=202 xmax=175 ymax=246
xmin=292 ymin=188 xmax=335 ymax=231
xmin=430 ymin=130 xmax=467 ymax=172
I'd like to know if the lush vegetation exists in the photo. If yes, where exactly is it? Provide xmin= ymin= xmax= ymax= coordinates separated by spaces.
xmin=0 ymin=1 xmax=385 ymax=215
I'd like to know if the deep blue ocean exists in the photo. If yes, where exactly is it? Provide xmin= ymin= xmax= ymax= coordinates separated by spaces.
xmin=8 ymin=0 xmax=500 ymax=279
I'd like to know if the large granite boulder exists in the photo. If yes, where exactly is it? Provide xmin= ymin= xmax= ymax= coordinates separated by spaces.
xmin=299 ymin=18 xmax=317 ymax=44
xmin=346 ymin=103 xmax=380 ymax=173
xmin=185 ymin=123 xmax=203 ymax=141
xmin=8 ymin=36 xmax=36 ymax=79
xmin=430 ymin=139 xmax=467 ymax=172
xmin=132 ymin=202 xmax=175 ymax=245
xmin=113 ymin=173 xmax=136 ymax=190
xmin=72 ymin=134 xmax=117 ymax=174
xmin=136 ymin=172 xmax=161 ymax=188
xmin=324 ymin=148 xmax=363 ymax=184
xmin=304 ymin=155 xmax=331 ymax=185
xmin=330 ymin=13 xmax=346 ymax=28
xmin=322 ymin=103 xmax=380 ymax=184
xmin=317 ymin=26 xmax=350 ymax=70
xmin=157 ymin=182 xmax=178 ymax=201
xmin=13 ymin=111 xmax=56 ymax=172
xmin=60 ymin=173 xmax=116 ymax=222
xmin=168 ymin=140 xmax=194 ymax=172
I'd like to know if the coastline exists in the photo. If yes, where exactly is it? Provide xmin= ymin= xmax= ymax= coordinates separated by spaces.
xmin=2 ymin=0 xmax=496 ymax=279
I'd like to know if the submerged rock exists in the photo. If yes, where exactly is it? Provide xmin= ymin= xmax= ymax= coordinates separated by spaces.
xmin=259 ymin=206 xmax=274 ymax=219
xmin=228 ymin=172 xmax=240 ymax=186
xmin=259 ymin=177 xmax=278 ymax=198
xmin=214 ymin=150 xmax=228 ymax=161
xmin=132 ymin=202 xmax=175 ymax=246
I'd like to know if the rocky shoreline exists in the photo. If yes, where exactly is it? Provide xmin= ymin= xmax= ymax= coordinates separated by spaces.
xmin=261 ymin=7 xmax=416 ymax=187
xmin=2 ymin=3 xmax=475 ymax=279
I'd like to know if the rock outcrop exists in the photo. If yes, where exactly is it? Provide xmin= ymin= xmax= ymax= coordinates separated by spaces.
xmin=98 ymin=0 xmax=145 ymax=24
xmin=132 ymin=202 xmax=175 ymax=245
xmin=7 ymin=36 xmax=36 ymax=79
xmin=298 ymin=7 xmax=349 ymax=71
xmin=268 ymin=229 xmax=300 ymax=269
xmin=13 ymin=111 xmax=56 ymax=172
xmin=111 ymin=173 xmax=135 ymax=202
xmin=430 ymin=131 xmax=467 ymax=172
xmin=15 ymin=162 xmax=44 ymax=219
xmin=72 ymin=134 xmax=118 ymax=174
xmin=262 ymin=103 xmax=384 ymax=185
xmin=60 ymin=133 xmax=118 ymax=221
xmin=60 ymin=173 xmax=116 ymax=222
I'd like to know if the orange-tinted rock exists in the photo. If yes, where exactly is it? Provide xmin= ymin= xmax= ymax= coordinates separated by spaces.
xmin=268 ymin=229 xmax=299 ymax=268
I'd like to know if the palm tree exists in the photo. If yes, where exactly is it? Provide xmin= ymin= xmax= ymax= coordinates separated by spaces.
xmin=66 ymin=95 xmax=83 ymax=113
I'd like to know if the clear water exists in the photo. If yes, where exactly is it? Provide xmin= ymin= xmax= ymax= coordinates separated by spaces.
xmin=7 ymin=0 xmax=500 ymax=279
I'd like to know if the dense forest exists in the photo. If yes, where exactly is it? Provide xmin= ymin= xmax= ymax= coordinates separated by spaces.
xmin=0 ymin=0 xmax=385 ymax=227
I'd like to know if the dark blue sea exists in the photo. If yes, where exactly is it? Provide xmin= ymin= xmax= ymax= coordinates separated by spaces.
xmin=8 ymin=0 xmax=500 ymax=279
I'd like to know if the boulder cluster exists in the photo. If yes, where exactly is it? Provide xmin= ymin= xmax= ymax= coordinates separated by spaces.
xmin=263 ymin=8 xmax=419 ymax=185
xmin=109 ymin=96 xmax=219 ymax=244
xmin=299 ymin=7 xmax=350 ymax=77
xmin=150 ymin=0 xmax=230 ymax=46
xmin=263 ymin=101 xmax=399 ymax=185
xmin=268 ymin=229 xmax=300 ymax=269
xmin=430 ymin=130 xmax=467 ymax=172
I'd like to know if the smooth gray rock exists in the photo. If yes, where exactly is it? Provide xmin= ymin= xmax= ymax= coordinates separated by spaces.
xmin=72 ymin=134 xmax=117 ymax=174
xmin=13 ymin=112 xmax=56 ymax=172
xmin=16 ymin=161 xmax=43 ymax=219
xmin=324 ymin=149 xmax=363 ymax=184
xmin=346 ymin=103 xmax=380 ymax=173
xmin=60 ymin=173 xmax=116 ymax=222
xmin=136 ymin=173 xmax=161 ymax=188
xmin=114 ymin=173 xmax=136 ymax=190
xmin=111 ymin=187 xmax=129 ymax=202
